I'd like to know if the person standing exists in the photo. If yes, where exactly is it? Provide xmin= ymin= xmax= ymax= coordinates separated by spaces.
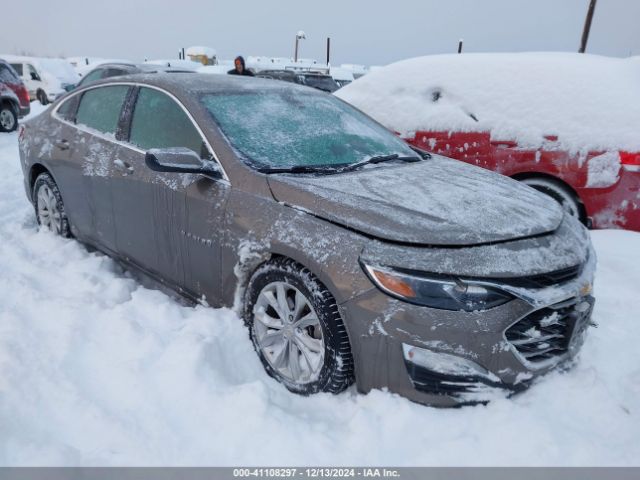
xmin=228 ymin=56 xmax=254 ymax=76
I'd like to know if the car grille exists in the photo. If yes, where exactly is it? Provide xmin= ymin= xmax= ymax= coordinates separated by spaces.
xmin=498 ymin=263 xmax=583 ymax=289
xmin=505 ymin=297 xmax=594 ymax=364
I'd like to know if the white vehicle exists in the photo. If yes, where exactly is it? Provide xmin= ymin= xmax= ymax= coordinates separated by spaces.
xmin=1 ymin=55 xmax=67 ymax=104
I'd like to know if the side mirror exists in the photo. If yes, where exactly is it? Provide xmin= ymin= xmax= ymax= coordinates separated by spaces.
xmin=145 ymin=147 xmax=222 ymax=177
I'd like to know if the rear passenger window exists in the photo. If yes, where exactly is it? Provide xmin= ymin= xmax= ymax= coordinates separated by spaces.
xmin=75 ymin=86 xmax=129 ymax=135
xmin=129 ymin=87 xmax=206 ymax=156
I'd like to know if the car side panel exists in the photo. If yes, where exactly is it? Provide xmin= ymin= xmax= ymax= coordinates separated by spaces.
xmin=407 ymin=130 xmax=640 ymax=231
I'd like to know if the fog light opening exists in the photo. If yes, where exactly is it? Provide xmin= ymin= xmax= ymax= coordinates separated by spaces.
xmin=402 ymin=343 xmax=498 ymax=381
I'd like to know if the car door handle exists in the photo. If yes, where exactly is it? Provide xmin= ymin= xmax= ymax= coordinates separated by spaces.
xmin=55 ymin=139 xmax=69 ymax=151
xmin=114 ymin=159 xmax=134 ymax=175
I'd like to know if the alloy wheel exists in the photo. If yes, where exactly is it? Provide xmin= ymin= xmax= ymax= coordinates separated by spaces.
xmin=0 ymin=109 xmax=15 ymax=131
xmin=252 ymin=281 xmax=325 ymax=385
xmin=36 ymin=184 xmax=63 ymax=234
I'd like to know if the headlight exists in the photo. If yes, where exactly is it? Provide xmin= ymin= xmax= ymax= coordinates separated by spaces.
xmin=362 ymin=263 xmax=513 ymax=312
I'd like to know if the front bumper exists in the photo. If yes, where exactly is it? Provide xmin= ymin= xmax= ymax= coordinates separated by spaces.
xmin=340 ymin=248 xmax=596 ymax=407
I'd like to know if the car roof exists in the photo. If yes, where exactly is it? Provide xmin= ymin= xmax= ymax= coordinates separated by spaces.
xmin=88 ymin=72 xmax=317 ymax=95
xmin=89 ymin=62 xmax=166 ymax=72
xmin=257 ymin=69 xmax=331 ymax=78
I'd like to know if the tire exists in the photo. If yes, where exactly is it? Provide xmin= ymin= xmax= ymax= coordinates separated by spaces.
xmin=33 ymin=173 xmax=71 ymax=237
xmin=244 ymin=257 xmax=354 ymax=395
xmin=521 ymin=177 xmax=585 ymax=224
xmin=0 ymin=103 xmax=17 ymax=133
xmin=37 ymin=89 xmax=49 ymax=105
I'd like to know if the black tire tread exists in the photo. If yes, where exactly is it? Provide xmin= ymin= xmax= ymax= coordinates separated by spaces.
xmin=244 ymin=257 xmax=354 ymax=395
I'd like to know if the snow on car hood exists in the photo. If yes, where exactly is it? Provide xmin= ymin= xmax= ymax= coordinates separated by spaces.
xmin=267 ymin=156 xmax=563 ymax=246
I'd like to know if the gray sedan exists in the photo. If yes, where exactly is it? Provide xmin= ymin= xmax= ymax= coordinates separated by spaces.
xmin=18 ymin=74 xmax=596 ymax=406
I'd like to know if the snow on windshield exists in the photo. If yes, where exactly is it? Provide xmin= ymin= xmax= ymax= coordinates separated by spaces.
xmin=337 ymin=53 xmax=640 ymax=153
xmin=200 ymin=91 xmax=415 ymax=169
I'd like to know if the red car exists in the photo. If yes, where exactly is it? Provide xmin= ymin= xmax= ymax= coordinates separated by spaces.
xmin=0 ymin=59 xmax=30 ymax=132
xmin=337 ymin=53 xmax=640 ymax=231
xmin=406 ymin=132 xmax=640 ymax=231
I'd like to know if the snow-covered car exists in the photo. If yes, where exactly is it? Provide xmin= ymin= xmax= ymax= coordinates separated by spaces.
xmin=0 ymin=59 xmax=30 ymax=132
xmin=2 ymin=55 xmax=69 ymax=104
xmin=255 ymin=69 xmax=340 ymax=92
xmin=337 ymin=53 xmax=640 ymax=232
xmin=70 ymin=62 xmax=196 ymax=91
xmin=18 ymin=74 xmax=596 ymax=406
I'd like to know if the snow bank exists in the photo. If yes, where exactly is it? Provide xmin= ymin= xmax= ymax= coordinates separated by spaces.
xmin=337 ymin=53 xmax=640 ymax=153
xmin=0 ymin=106 xmax=639 ymax=465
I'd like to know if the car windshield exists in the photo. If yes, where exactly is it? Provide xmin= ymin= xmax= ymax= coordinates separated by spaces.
xmin=200 ymin=89 xmax=416 ymax=171
xmin=301 ymin=75 xmax=339 ymax=92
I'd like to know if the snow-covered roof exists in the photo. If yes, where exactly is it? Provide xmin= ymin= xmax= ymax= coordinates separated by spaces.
xmin=337 ymin=53 xmax=640 ymax=153
xmin=247 ymin=56 xmax=325 ymax=72
xmin=329 ymin=67 xmax=354 ymax=81
xmin=0 ymin=54 xmax=80 ymax=84
xmin=145 ymin=59 xmax=202 ymax=71
xmin=197 ymin=65 xmax=229 ymax=75
xmin=186 ymin=46 xmax=217 ymax=58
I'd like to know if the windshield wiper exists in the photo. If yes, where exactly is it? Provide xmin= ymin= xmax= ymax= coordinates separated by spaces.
xmin=339 ymin=154 xmax=422 ymax=172
xmin=257 ymin=154 xmax=422 ymax=175
xmin=257 ymin=165 xmax=341 ymax=174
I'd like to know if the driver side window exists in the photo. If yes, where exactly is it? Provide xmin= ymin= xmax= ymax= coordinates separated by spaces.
xmin=128 ymin=87 xmax=210 ymax=159
xmin=27 ymin=64 xmax=40 ymax=81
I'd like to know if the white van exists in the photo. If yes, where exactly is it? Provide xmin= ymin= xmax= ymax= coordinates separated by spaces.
xmin=1 ymin=55 xmax=67 ymax=104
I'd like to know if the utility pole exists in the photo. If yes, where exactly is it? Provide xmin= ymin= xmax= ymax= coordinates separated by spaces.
xmin=579 ymin=0 xmax=598 ymax=53
xmin=294 ymin=31 xmax=306 ymax=63
xmin=326 ymin=37 xmax=331 ymax=66
xmin=458 ymin=39 xmax=464 ymax=54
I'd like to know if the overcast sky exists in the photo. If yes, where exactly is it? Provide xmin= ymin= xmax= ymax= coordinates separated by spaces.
xmin=3 ymin=0 xmax=638 ymax=65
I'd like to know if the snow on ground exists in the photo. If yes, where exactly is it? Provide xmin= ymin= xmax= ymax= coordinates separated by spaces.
xmin=0 ymin=105 xmax=639 ymax=466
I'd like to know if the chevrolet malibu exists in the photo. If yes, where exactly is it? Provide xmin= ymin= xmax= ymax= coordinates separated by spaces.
xmin=18 ymin=74 xmax=596 ymax=406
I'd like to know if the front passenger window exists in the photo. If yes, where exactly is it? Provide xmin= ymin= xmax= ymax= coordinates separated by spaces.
xmin=75 ymin=85 xmax=130 ymax=135
xmin=129 ymin=87 xmax=208 ymax=158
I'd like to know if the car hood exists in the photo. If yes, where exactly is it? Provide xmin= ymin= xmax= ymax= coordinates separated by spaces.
xmin=267 ymin=156 xmax=564 ymax=246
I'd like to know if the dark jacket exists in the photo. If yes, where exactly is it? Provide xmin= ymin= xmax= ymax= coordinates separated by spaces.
xmin=228 ymin=56 xmax=255 ymax=76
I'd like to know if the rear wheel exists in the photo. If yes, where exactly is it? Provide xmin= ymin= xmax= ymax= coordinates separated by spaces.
xmin=0 ymin=103 xmax=17 ymax=132
xmin=244 ymin=258 xmax=354 ymax=395
xmin=521 ymin=177 xmax=585 ymax=223
xmin=33 ymin=173 xmax=70 ymax=237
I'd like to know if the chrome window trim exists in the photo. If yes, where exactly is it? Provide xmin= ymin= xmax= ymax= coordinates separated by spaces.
xmin=51 ymin=81 xmax=231 ymax=184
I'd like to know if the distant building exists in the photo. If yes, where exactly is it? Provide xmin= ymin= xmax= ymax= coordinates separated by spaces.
xmin=186 ymin=46 xmax=217 ymax=66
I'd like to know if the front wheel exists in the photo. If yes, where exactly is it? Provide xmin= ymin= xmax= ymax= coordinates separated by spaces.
xmin=0 ymin=103 xmax=17 ymax=132
xmin=33 ymin=173 xmax=71 ymax=237
xmin=244 ymin=258 xmax=354 ymax=395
